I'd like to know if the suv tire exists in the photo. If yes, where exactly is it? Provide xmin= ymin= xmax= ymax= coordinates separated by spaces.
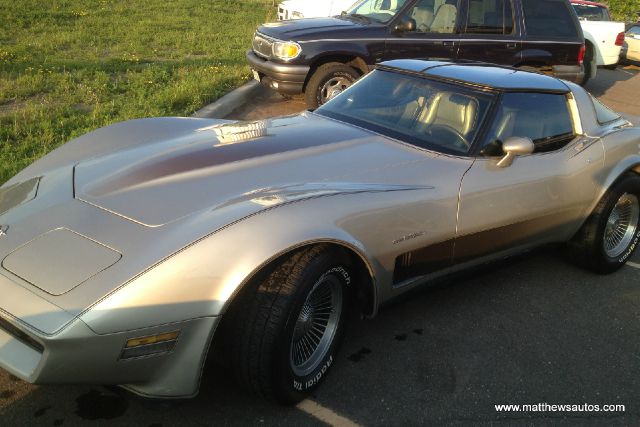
xmin=304 ymin=63 xmax=360 ymax=109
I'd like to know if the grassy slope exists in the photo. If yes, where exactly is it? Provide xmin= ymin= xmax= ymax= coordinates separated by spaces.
xmin=0 ymin=0 xmax=274 ymax=184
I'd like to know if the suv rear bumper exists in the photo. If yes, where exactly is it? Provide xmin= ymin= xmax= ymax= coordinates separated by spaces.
xmin=246 ymin=50 xmax=310 ymax=95
xmin=553 ymin=64 xmax=585 ymax=84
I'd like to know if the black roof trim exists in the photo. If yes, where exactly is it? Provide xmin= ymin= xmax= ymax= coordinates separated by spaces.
xmin=376 ymin=60 xmax=571 ymax=94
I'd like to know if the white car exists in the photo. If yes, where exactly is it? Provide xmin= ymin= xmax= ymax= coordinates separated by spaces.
xmin=622 ymin=25 xmax=640 ymax=63
xmin=277 ymin=0 xmax=355 ymax=20
xmin=571 ymin=0 xmax=625 ymax=83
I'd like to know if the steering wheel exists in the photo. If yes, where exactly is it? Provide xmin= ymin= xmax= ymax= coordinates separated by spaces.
xmin=427 ymin=124 xmax=470 ymax=151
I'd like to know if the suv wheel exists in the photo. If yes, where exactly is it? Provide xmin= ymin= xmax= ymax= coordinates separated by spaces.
xmin=304 ymin=63 xmax=360 ymax=109
xmin=568 ymin=175 xmax=640 ymax=273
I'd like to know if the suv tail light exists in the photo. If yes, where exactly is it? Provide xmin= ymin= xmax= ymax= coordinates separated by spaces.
xmin=578 ymin=44 xmax=585 ymax=65
xmin=615 ymin=32 xmax=625 ymax=46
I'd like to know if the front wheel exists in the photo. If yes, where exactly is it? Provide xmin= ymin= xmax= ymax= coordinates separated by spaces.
xmin=304 ymin=63 xmax=360 ymax=109
xmin=229 ymin=245 xmax=352 ymax=404
xmin=568 ymin=175 xmax=640 ymax=273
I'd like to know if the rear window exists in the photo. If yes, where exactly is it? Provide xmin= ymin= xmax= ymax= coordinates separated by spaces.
xmin=572 ymin=3 xmax=611 ymax=21
xmin=522 ymin=0 xmax=579 ymax=38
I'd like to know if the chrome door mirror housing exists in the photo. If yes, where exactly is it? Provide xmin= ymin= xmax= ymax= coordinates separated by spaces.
xmin=496 ymin=136 xmax=535 ymax=168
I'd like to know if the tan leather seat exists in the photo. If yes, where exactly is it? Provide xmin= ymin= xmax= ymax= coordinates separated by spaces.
xmin=418 ymin=92 xmax=478 ymax=136
xmin=430 ymin=4 xmax=457 ymax=33
xmin=412 ymin=8 xmax=434 ymax=32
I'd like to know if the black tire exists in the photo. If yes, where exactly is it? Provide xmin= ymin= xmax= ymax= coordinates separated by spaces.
xmin=568 ymin=175 xmax=640 ymax=274
xmin=229 ymin=245 xmax=352 ymax=404
xmin=304 ymin=63 xmax=360 ymax=109
xmin=581 ymin=44 xmax=594 ymax=86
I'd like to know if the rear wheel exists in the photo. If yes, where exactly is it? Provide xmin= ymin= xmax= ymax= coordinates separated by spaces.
xmin=581 ymin=43 xmax=595 ymax=86
xmin=228 ymin=245 xmax=352 ymax=404
xmin=304 ymin=63 xmax=360 ymax=109
xmin=568 ymin=175 xmax=640 ymax=273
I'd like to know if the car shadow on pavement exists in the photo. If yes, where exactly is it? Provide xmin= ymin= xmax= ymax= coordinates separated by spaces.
xmin=585 ymin=65 xmax=639 ymax=98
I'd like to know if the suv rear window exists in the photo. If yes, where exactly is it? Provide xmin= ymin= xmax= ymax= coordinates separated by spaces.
xmin=572 ymin=3 xmax=611 ymax=21
xmin=522 ymin=0 xmax=579 ymax=38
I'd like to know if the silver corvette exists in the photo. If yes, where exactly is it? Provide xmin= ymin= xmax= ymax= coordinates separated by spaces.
xmin=1 ymin=60 xmax=639 ymax=404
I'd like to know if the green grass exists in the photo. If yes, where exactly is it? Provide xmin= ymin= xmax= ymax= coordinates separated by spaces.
xmin=0 ymin=0 xmax=275 ymax=184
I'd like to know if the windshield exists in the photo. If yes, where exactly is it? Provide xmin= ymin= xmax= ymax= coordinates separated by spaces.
xmin=316 ymin=70 xmax=494 ymax=155
xmin=572 ymin=3 xmax=611 ymax=21
xmin=345 ymin=0 xmax=409 ymax=23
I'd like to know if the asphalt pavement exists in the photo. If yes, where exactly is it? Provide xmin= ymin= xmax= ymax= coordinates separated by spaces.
xmin=1 ymin=65 xmax=640 ymax=426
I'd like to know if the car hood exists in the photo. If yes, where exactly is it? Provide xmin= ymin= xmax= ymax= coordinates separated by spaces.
xmin=258 ymin=17 xmax=378 ymax=40
xmin=73 ymin=112 xmax=422 ymax=226
xmin=0 ymin=113 xmax=447 ymax=330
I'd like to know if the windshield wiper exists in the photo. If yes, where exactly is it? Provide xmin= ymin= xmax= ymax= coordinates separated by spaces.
xmin=345 ymin=13 xmax=371 ymax=23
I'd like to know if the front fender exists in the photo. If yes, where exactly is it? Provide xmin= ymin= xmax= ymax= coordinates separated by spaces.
xmin=78 ymin=193 xmax=399 ymax=335
xmin=302 ymin=42 xmax=377 ymax=65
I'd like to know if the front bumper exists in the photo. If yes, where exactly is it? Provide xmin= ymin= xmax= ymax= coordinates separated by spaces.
xmin=552 ymin=64 xmax=585 ymax=84
xmin=0 ymin=307 xmax=219 ymax=398
xmin=246 ymin=50 xmax=310 ymax=95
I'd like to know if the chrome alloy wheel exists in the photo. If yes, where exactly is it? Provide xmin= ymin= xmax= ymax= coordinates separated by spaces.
xmin=604 ymin=193 xmax=640 ymax=258
xmin=290 ymin=274 xmax=343 ymax=377
xmin=320 ymin=77 xmax=352 ymax=104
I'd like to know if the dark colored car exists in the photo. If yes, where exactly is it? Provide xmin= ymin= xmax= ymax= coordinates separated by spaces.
xmin=247 ymin=0 xmax=586 ymax=107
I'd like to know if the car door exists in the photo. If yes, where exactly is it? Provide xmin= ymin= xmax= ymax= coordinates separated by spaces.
xmin=454 ymin=91 xmax=603 ymax=263
xmin=456 ymin=0 xmax=521 ymax=65
xmin=385 ymin=0 xmax=462 ymax=61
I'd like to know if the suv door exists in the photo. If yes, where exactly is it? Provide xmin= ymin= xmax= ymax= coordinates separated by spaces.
xmin=456 ymin=0 xmax=521 ymax=65
xmin=385 ymin=0 xmax=462 ymax=61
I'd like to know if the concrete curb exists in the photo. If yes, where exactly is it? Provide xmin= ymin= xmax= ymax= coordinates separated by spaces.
xmin=192 ymin=80 xmax=261 ymax=119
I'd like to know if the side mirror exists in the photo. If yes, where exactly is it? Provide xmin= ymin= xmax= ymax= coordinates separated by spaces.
xmin=496 ymin=136 xmax=535 ymax=168
xmin=394 ymin=18 xmax=416 ymax=32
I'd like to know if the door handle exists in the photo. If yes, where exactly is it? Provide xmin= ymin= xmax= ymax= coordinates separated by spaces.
xmin=506 ymin=42 xmax=517 ymax=49
xmin=443 ymin=41 xmax=455 ymax=47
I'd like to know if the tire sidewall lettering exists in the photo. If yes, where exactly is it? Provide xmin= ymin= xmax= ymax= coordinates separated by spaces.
xmin=293 ymin=354 xmax=334 ymax=391
xmin=617 ymin=230 xmax=640 ymax=263
xmin=288 ymin=265 xmax=349 ymax=393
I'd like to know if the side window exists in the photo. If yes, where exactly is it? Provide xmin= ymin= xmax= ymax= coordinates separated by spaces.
xmin=482 ymin=92 xmax=575 ymax=155
xmin=572 ymin=4 xmax=611 ymax=21
xmin=591 ymin=95 xmax=620 ymax=124
xmin=403 ymin=0 xmax=459 ymax=34
xmin=463 ymin=0 xmax=514 ymax=35
xmin=522 ymin=0 xmax=578 ymax=38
